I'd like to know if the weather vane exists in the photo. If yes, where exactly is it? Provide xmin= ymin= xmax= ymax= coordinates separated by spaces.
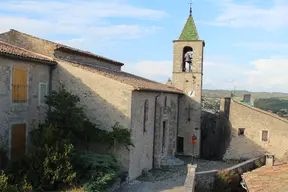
xmin=189 ymin=0 xmax=193 ymax=16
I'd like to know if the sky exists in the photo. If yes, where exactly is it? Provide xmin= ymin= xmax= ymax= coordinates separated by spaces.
xmin=0 ymin=0 xmax=287 ymax=93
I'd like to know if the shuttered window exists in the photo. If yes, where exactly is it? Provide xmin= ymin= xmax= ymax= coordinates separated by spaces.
xmin=12 ymin=66 xmax=28 ymax=103
xmin=39 ymin=83 xmax=48 ymax=105
xmin=11 ymin=124 xmax=26 ymax=160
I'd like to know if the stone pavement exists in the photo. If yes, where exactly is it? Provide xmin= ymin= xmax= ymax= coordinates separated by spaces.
xmin=117 ymin=157 xmax=237 ymax=192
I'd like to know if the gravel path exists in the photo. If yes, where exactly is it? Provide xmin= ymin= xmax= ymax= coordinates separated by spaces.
xmin=117 ymin=156 xmax=237 ymax=192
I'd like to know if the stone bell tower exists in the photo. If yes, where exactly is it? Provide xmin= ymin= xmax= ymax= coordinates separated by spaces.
xmin=172 ymin=8 xmax=205 ymax=157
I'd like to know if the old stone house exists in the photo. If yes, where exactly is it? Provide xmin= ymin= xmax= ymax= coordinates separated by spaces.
xmin=220 ymin=97 xmax=288 ymax=161
xmin=0 ymin=11 xmax=204 ymax=180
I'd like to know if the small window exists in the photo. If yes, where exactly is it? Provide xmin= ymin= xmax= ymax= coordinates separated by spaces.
xmin=164 ymin=96 xmax=167 ymax=107
xmin=238 ymin=128 xmax=245 ymax=136
xmin=261 ymin=130 xmax=269 ymax=142
xmin=39 ymin=83 xmax=48 ymax=105
xmin=143 ymin=99 xmax=149 ymax=133
xmin=12 ymin=66 xmax=28 ymax=103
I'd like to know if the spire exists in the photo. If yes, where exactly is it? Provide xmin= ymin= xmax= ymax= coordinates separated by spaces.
xmin=178 ymin=2 xmax=199 ymax=41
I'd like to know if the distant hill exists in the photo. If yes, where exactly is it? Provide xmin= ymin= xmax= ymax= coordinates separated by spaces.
xmin=203 ymin=89 xmax=288 ymax=99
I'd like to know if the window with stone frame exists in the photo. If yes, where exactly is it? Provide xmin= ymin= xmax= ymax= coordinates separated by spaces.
xmin=143 ymin=99 xmax=149 ymax=133
xmin=12 ymin=66 xmax=28 ymax=103
xmin=39 ymin=82 xmax=48 ymax=105
xmin=261 ymin=130 xmax=269 ymax=142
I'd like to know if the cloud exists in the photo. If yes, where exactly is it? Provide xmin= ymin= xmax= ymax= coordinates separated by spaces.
xmin=0 ymin=0 xmax=165 ymax=49
xmin=123 ymin=60 xmax=172 ymax=83
xmin=202 ymin=0 xmax=288 ymax=30
xmin=234 ymin=42 xmax=288 ymax=50
xmin=124 ymin=56 xmax=288 ymax=92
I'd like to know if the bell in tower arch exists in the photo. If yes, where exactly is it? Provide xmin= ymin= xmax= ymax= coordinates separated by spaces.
xmin=183 ymin=46 xmax=193 ymax=72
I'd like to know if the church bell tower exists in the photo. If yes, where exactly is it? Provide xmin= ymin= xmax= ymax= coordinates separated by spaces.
xmin=172 ymin=8 xmax=205 ymax=157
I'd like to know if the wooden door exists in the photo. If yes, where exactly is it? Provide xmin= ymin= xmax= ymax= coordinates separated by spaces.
xmin=11 ymin=124 xmax=26 ymax=160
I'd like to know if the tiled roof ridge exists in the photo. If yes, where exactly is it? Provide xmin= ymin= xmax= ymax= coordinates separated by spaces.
xmin=0 ymin=40 xmax=57 ymax=64
xmin=8 ymin=29 xmax=124 ymax=66
xmin=57 ymin=59 xmax=183 ymax=94
xmin=232 ymin=98 xmax=288 ymax=124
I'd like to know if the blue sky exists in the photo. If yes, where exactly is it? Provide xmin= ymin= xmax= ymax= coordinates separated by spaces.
xmin=0 ymin=0 xmax=288 ymax=92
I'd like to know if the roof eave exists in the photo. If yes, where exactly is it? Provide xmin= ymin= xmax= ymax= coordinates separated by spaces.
xmin=0 ymin=52 xmax=57 ymax=65
xmin=134 ymin=87 xmax=184 ymax=95
xmin=55 ymin=47 xmax=124 ymax=66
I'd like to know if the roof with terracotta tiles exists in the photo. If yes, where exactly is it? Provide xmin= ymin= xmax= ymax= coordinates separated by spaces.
xmin=1 ymin=29 xmax=123 ymax=66
xmin=242 ymin=162 xmax=288 ymax=192
xmin=233 ymin=98 xmax=288 ymax=124
xmin=55 ymin=45 xmax=124 ymax=66
xmin=59 ymin=60 xmax=183 ymax=94
xmin=0 ymin=40 xmax=57 ymax=64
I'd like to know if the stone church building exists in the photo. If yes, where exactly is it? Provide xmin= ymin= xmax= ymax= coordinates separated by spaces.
xmin=0 ymin=12 xmax=204 ymax=180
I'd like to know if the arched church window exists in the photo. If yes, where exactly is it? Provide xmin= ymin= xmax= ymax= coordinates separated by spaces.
xmin=143 ymin=99 xmax=149 ymax=133
xmin=182 ymin=46 xmax=193 ymax=72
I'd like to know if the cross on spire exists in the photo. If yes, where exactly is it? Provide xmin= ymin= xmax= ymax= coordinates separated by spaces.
xmin=189 ymin=0 xmax=193 ymax=16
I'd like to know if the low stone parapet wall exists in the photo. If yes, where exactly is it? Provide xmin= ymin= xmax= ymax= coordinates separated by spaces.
xmin=194 ymin=156 xmax=265 ymax=192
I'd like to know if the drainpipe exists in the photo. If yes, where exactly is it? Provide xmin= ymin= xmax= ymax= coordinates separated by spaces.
xmin=48 ymin=65 xmax=56 ymax=113
xmin=175 ymin=94 xmax=182 ymax=154
xmin=153 ymin=92 xmax=162 ymax=168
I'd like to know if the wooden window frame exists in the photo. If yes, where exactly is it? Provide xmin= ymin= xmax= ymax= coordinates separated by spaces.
xmin=8 ymin=122 xmax=28 ymax=160
xmin=11 ymin=65 xmax=29 ymax=104
xmin=39 ymin=82 xmax=48 ymax=105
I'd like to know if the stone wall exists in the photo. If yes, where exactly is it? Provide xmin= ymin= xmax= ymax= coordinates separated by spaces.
xmin=222 ymin=98 xmax=288 ymax=160
xmin=0 ymin=56 xmax=50 ymax=155
xmin=195 ymin=156 xmax=265 ymax=192
xmin=129 ymin=92 xmax=179 ymax=180
xmin=172 ymin=40 xmax=204 ymax=157
xmin=52 ymin=60 xmax=133 ymax=174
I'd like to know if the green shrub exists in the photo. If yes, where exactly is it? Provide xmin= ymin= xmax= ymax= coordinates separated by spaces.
xmin=4 ymin=86 xmax=132 ymax=191
xmin=74 ymin=152 xmax=119 ymax=192
xmin=0 ymin=171 xmax=17 ymax=192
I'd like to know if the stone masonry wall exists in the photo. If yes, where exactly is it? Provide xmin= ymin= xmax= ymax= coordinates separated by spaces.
xmin=223 ymin=98 xmax=288 ymax=160
xmin=0 ymin=56 xmax=50 ymax=155
xmin=130 ymin=92 xmax=179 ymax=180
xmin=52 ymin=60 xmax=133 ymax=173
xmin=172 ymin=40 xmax=204 ymax=157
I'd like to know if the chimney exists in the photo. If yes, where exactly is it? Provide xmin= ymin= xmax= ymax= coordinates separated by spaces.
xmin=265 ymin=153 xmax=275 ymax=166
xmin=243 ymin=94 xmax=251 ymax=103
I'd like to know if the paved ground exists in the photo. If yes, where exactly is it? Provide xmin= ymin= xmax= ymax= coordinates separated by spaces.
xmin=117 ymin=156 xmax=237 ymax=192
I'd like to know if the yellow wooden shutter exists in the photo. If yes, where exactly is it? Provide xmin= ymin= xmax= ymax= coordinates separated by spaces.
xmin=12 ymin=66 xmax=27 ymax=103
